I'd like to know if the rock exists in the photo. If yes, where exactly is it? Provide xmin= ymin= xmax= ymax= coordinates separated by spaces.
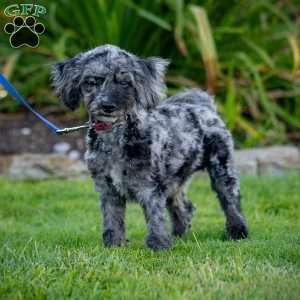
xmin=0 ymin=145 xmax=299 ymax=180
xmin=20 ymin=128 xmax=32 ymax=136
xmin=53 ymin=142 xmax=71 ymax=154
xmin=0 ymin=153 xmax=88 ymax=180
xmin=256 ymin=146 xmax=300 ymax=176
xmin=234 ymin=151 xmax=257 ymax=176
xmin=234 ymin=145 xmax=300 ymax=176
xmin=68 ymin=150 xmax=81 ymax=161
xmin=0 ymin=156 xmax=13 ymax=176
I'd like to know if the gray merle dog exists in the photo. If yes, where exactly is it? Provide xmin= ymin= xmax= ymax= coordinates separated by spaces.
xmin=52 ymin=45 xmax=248 ymax=251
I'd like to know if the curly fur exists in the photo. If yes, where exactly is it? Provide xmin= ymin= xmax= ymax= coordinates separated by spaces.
xmin=52 ymin=45 xmax=248 ymax=251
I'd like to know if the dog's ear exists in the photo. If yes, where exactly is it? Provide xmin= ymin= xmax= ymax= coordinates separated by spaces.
xmin=137 ymin=57 xmax=169 ymax=110
xmin=51 ymin=56 xmax=82 ymax=110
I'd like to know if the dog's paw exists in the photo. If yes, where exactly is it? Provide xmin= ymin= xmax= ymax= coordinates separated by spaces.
xmin=226 ymin=220 xmax=248 ymax=240
xmin=172 ymin=222 xmax=191 ymax=237
xmin=146 ymin=234 xmax=172 ymax=251
xmin=184 ymin=201 xmax=196 ymax=214
xmin=172 ymin=202 xmax=195 ymax=237
xmin=103 ymin=229 xmax=126 ymax=247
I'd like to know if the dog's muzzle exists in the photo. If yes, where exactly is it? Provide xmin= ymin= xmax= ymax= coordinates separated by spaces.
xmin=92 ymin=115 xmax=118 ymax=132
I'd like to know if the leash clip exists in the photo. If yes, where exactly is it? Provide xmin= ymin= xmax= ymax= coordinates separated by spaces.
xmin=56 ymin=123 xmax=90 ymax=135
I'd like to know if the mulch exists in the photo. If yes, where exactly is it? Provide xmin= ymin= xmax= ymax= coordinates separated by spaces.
xmin=0 ymin=112 xmax=86 ymax=156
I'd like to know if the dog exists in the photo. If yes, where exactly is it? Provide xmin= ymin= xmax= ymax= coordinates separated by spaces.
xmin=52 ymin=45 xmax=248 ymax=251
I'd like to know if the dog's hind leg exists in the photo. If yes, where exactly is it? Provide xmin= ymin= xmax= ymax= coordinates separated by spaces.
xmin=167 ymin=189 xmax=195 ymax=237
xmin=205 ymin=130 xmax=248 ymax=240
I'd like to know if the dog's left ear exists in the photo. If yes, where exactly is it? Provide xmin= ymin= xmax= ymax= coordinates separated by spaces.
xmin=51 ymin=56 xmax=82 ymax=110
xmin=137 ymin=57 xmax=170 ymax=110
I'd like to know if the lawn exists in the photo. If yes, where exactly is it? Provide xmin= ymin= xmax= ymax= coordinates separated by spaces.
xmin=0 ymin=174 xmax=300 ymax=300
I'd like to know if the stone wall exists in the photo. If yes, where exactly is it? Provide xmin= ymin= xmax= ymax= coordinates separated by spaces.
xmin=0 ymin=153 xmax=88 ymax=180
xmin=0 ymin=146 xmax=299 ymax=180
xmin=234 ymin=146 xmax=300 ymax=176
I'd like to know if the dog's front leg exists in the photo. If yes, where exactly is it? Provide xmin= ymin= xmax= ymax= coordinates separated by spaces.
xmin=100 ymin=189 xmax=126 ymax=247
xmin=139 ymin=189 xmax=171 ymax=251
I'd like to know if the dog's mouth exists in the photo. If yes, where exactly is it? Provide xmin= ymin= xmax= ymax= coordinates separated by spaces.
xmin=92 ymin=115 xmax=119 ymax=132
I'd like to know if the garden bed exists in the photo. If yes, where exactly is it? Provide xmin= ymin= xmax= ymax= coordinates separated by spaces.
xmin=0 ymin=112 xmax=86 ymax=156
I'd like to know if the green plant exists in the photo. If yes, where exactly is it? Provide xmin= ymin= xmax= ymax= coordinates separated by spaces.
xmin=0 ymin=0 xmax=299 ymax=147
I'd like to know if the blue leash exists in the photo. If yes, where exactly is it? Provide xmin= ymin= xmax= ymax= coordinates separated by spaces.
xmin=0 ymin=74 xmax=89 ymax=135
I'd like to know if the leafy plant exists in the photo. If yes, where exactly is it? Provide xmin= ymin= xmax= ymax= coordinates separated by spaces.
xmin=0 ymin=0 xmax=299 ymax=147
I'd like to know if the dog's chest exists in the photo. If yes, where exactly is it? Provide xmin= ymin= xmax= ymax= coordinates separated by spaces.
xmin=85 ymin=125 xmax=152 ymax=198
xmin=86 ymin=147 xmax=150 ymax=199
xmin=109 ymin=163 xmax=124 ymax=190
xmin=85 ymin=140 xmax=130 ymax=195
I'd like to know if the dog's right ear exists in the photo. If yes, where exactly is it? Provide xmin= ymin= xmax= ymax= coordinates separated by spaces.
xmin=51 ymin=57 xmax=82 ymax=110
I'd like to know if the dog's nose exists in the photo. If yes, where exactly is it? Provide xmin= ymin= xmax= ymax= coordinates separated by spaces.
xmin=101 ymin=103 xmax=117 ymax=113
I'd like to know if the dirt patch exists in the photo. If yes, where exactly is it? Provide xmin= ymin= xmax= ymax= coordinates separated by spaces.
xmin=0 ymin=112 xmax=87 ymax=156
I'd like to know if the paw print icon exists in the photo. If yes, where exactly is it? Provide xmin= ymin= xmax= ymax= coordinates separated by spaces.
xmin=4 ymin=16 xmax=45 ymax=48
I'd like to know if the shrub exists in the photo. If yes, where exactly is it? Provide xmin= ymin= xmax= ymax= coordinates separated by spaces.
xmin=0 ymin=0 xmax=299 ymax=147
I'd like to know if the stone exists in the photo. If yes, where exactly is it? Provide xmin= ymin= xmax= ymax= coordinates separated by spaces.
xmin=20 ymin=127 xmax=32 ymax=136
xmin=0 ymin=156 xmax=13 ymax=176
xmin=68 ymin=150 xmax=81 ymax=161
xmin=0 ymin=153 xmax=88 ymax=180
xmin=234 ymin=145 xmax=300 ymax=176
xmin=53 ymin=142 xmax=71 ymax=154
xmin=256 ymin=146 xmax=300 ymax=176
xmin=0 ymin=146 xmax=299 ymax=180
xmin=234 ymin=150 xmax=257 ymax=176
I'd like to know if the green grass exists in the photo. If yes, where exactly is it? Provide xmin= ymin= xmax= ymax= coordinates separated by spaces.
xmin=0 ymin=174 xmax=300 ymax=300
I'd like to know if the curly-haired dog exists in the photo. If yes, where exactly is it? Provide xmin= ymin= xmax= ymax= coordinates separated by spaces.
xmin=52 ymin=45 xmax=248 ymax=251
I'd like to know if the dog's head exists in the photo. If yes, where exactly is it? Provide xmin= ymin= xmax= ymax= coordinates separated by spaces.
xmin=52 ymin=45 xmax=169 ymax=132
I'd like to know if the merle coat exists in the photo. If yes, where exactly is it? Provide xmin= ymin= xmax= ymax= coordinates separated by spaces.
xmin=52 ymin=45 xmax=248 ymax=250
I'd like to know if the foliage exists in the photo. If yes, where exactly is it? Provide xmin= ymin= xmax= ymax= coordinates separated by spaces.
xmin=0 ymin=0 xmax=299 ymax=147
xmin=0 ymin=174 xmax=300 ymax=299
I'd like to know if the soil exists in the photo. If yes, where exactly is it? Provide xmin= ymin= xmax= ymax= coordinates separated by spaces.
xmin=0 ymin=112 xmax=87 ymax=156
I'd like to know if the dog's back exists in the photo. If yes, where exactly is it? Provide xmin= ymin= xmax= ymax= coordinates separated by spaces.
xmin=163 ymin=89 xmax=216 ymax=110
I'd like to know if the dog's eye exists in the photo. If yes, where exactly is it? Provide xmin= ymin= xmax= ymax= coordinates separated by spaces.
xmin=82 ymin=77 xmax=105 ymax=92
xmin=95 ymin=77 xmax=105 ymax=85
